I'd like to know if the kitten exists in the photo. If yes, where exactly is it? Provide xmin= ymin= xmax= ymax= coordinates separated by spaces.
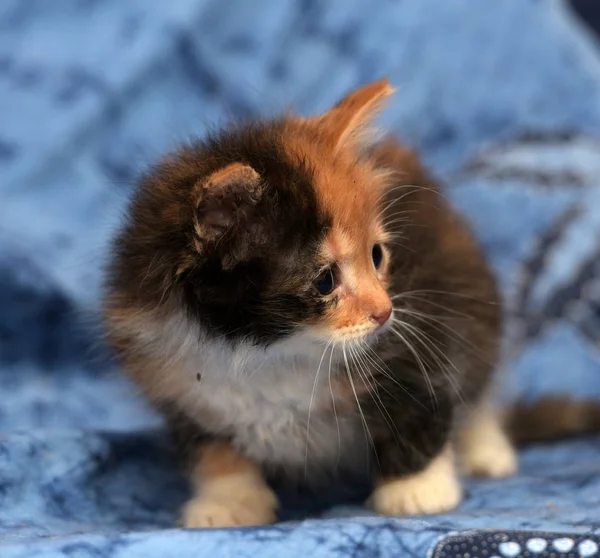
xmin=103 ymin=79 xmax=517 ymax=529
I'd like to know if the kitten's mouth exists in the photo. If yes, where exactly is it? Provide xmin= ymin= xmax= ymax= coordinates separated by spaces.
xmin=366 ymin=318 xmax=392 ymax=340
xmin=353 ymin=312 xmax=392 ymax=346
xmin=330 ymin=316 xmax=392 ymax=345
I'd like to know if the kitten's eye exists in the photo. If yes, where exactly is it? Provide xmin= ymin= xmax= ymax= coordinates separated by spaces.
xmin=372 ymin=244 xmax=384 ymax=269
xmin=314 ymin=267 xmax=337 ymax=296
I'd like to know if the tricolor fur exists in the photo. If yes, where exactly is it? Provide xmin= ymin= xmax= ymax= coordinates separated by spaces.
xmin=103 ymin=79 xmax=517 ymax=528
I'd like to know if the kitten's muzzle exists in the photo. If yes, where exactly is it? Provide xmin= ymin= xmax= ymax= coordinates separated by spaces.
xmin=372 ymin=307 xmax=392 ymax=328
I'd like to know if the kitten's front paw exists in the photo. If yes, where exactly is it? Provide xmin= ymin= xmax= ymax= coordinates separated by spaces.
xmin=182 ymin=494 xmax=277 ymax=529
xmin=367 ymin=449 xmax=462 ymax=515
xmin=181 ymin=482 xmax=278 ymax=528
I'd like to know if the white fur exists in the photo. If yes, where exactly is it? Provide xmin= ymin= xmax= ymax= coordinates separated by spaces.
xmin=186 ymin=362 xmax=366 ymax=470
xmin=457 ymin=404 xmax=517 ymax=478
xmin=367 ymin=446 xmax=462 ymax=515
xmin=129 ymin=311 xmax=368 ymax=473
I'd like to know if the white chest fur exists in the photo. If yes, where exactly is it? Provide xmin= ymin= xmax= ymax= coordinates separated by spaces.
xmin=129 ymin=313 xmax=370 ymax=474
xmin=156 ymin=329 xmax=366 ymax=472
xmin=183 ymin=356 xmax=367 ymax=472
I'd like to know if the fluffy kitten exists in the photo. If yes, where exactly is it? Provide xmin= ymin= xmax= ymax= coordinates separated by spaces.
xmin=103 ymin=79 xmax=517 ymax=528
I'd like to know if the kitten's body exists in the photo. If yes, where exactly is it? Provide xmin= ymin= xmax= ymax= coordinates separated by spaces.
xmin=104 ymin=80 xmax=517 ymax=528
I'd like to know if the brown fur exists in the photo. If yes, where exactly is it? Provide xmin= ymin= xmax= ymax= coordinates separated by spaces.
xmin=506 ymin=397 xmax=600 ymax=445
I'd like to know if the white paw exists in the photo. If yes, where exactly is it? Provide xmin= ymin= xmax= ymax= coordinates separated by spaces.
xmin=367 ymin=450 xmax=462 ymax=515
xmin=457 ymin=404 xmax=518 ymax=478
xmin=181 ymin=483 xmax=278 ymax=529
xmin=461 ymin=437 xmax=517 ymax=478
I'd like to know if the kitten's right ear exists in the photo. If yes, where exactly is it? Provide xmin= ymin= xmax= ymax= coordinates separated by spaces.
xmin=192 ymin=162 xmax=264 ymax=250
xmin=317 ymin=79 xmax=396 ymax=152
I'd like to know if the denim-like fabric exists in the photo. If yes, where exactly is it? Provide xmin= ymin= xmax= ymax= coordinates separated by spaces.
xmin=2 ymin=1 xmax=600 ymax=556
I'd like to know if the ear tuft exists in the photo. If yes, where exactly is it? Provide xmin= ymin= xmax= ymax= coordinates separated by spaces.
xmin=192 ymin=163 xmax=264 ymax=247
xmin=319 ymin=78 xmax=396 ymax=152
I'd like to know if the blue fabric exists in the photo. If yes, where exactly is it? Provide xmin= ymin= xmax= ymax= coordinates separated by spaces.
xmin=2 ymin=0 xmax=600 ymax=556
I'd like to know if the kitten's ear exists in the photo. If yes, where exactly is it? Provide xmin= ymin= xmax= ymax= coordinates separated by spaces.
xmin=192 ymin=163 xmax=264 ymax=253
xmin=318 ymin=78 xmax=396 ymax=152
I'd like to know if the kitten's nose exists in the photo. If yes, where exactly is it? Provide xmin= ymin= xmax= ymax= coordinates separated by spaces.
xmin=372 ymin=307 xmax=392 ymax=327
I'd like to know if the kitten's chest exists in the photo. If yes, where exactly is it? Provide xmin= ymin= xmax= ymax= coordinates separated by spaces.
xmin=179 ymin=359 xmax=367 ymax=471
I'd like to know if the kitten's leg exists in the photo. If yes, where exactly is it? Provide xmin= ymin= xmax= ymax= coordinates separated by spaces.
xmin=181 ymin=441 xmax=278 ymax=529
xmin=456 ymin=400 xmax=517 ymax=478
xmin=363 ymin=387 xmax=462 ymax=515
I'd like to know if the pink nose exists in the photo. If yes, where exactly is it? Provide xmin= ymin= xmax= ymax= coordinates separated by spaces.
xmin=372 ymin=307 xmax=392 ymax=327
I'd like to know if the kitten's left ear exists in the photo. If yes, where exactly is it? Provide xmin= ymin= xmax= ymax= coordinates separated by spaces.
xmin=192 ymin=163 xmax=265 ymax=265
xmin=318 ymin=78 xmax=396 ymax=152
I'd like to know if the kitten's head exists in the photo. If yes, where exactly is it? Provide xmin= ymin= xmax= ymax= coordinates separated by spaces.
xmin=110 ymin=80 xmax=399 ymax=352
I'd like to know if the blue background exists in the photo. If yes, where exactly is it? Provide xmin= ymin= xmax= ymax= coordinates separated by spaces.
xmin=2 ymin=1 xmax=600 ymax=556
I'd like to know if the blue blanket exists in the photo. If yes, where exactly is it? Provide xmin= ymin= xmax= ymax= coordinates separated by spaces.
xmin=2 ymin=0 xmax=600 ymax=556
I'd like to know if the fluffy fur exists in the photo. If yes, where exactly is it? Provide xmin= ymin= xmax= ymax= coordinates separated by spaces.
xmin=103 ymin=79 xmax=517 ymax=528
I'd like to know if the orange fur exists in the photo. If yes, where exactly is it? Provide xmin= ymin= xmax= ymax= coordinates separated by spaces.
xmin=318 ymin=78 xmax=396 ymax=151
xmin=280 ymin=81 xmax=395 ymax=339
xmin=193 ymin=442 xmax=260 ymax=483
xmin=192 ymin=163 xmax=260 ymax=200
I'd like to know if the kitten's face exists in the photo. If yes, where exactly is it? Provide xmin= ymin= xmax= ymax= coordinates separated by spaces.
xmin=304 ymin=155 xmax=393 ymax=344
xmin=183 ymin=123 xmax=394 ymax=350
xmin=113 ymin=80 xmax=397 ymax=353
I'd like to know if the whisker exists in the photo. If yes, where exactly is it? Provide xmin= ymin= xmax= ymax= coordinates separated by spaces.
xmin=327 ymin=342 xmax=341 ymax=469
xmin=304 ymin=337 xmax=334 ymax=476
xmin=374 ymin=183 xmax=420 ymax=210
xmin=383 ymin=209 xmax=419 ymax=221
xmin=391 ymin=294 xmax=481 ymax=322
xmin=387 ymin=326 xmax=437 ymax=405
xmin=383 ymin=217 xmax=413 ymax=228
xmin=394 ymin=307 xmax=490 ymax=363
xmin=393 ymin=289 xmax=497 ymax=306
xmin=392 ymin=319 xmax=465 ymax=404
xmin=343 ymin=341 xmax=378 ymax=462
xmin=359 ymin=342 xmax=425 ymax=409
xmin=385 ymin=239 xmax=416 ymax=252
xmin=350 ymin=342 xmax=406 ymax=451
